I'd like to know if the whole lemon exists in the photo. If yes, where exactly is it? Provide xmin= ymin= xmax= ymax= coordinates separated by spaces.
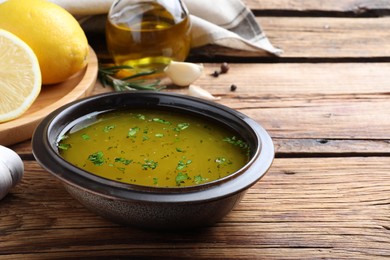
xmin=0 ymin=0 xmax=89 ymax=84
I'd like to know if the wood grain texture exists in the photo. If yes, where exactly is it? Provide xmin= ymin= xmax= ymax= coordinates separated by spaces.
xmin=165 ymin=62 xmax=390 ymax=139
xmin=260 ymin=17 xmax=390 ymax=58
xmin=0 ymin=158 xmax=389 ymax=259
xmin=244 ymin=0 xmax=390 ymax=14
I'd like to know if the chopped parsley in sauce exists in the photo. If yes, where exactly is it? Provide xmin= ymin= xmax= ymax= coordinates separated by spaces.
xmin=58 ymin=109 xmax=250 ymax=187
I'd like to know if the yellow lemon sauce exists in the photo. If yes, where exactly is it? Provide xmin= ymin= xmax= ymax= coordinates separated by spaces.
xmin=58 ymin=109 xmax=250 ymax=187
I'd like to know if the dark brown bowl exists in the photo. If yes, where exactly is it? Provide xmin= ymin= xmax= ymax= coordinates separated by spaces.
xmin=32 ymin=91 xmax=274 ymax=230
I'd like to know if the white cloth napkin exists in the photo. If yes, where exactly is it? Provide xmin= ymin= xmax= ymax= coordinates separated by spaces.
xmin=49 ymin=0 xmax=282 ymax=55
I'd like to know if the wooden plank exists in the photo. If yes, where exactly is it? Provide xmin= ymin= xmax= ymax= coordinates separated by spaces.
xmin=1 ymin=158 xmax=389 ymax=258
xmin=274 ymin=138 xmax=390 ymax=155
xmin=191 ymin=17 xmax=390 ymax=58
xmin=244 ymin=0 xmax=390 ymax=14
xmin=261 ymin=17 xmax=390 ymax=58
xmin=0 ymin=248 xmax=388 ymax=260
xmin=239 ymin=99 xmax=390 ymax=139
xmin=166 ymin=62 xmax=390 ymax=139
xmin=191 ymin=63 xmax=390 ymax=96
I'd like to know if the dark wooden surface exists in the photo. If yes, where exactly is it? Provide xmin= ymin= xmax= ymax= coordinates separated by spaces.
xmin=1 ymin=0 xmax=390 ymax=259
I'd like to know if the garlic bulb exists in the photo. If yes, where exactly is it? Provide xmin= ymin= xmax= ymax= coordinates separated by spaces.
xmin=164 ymin=61 xmax=203 ymax=87
xmin=0 ymin=145 xmax=24 ymax=200
xmin=188 ymin=85 xmax=221 ymax=101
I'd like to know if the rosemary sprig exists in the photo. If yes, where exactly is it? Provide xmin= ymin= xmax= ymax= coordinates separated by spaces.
xmin=98 ymin=64 xmax=164 ymax=91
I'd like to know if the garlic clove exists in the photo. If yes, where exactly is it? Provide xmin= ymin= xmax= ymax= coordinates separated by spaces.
xmin=0 ymin=145 xmax=24 ymax=200
xmin=0 ymin=145 xmax=24 ymax=185
xmin=0 ymin=161 xmax=13 ymax=201
xmin=164 ymin=61 xmax=203 ymax=87
xmin=188 ymin=85 xmax=221 ymax=101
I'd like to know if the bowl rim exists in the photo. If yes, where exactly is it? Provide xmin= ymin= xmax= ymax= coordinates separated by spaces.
xmin=32 ymin=91 xmax=274 ymax=203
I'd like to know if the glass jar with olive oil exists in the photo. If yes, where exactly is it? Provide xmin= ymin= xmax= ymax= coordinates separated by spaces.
xmin=106 ymin=0 xmax=191 ymax=71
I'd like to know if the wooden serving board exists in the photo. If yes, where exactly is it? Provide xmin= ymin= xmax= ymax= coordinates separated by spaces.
xmin=0 ymin=47 xmax=98 ymax=146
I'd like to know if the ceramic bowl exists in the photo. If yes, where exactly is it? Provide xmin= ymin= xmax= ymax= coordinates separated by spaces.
xmin=32 ymin=91 xmax=274 ymax=230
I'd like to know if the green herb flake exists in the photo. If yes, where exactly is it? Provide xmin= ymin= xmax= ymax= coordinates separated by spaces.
xmin=223 ymin=136 xmax=249 ymax=150
xmin=176 ymin=159 xmax=192 ymax=170
xmin=153 ymin=177 xmax=158 ymax=185
xmin=215 ymin=157 xmax=227 ymax=164
xmin=88 ymin=151 xmax=105 ymax=166
xmin=136 ymin=114 xmax=146 ymax=120
xmin=175 ymin=172 xmax=190 ymax=186
xmin=155 ymin=133 xmax=164 ymax=138
xmin=142 ymin=159 xmax=158 ymax=170
xmin=115 ymin=157 xmax=133 ymax=165
xmin=81 ymin=134 xmax=90 ymax=140
xmin=103 ymin=125 xmax=116 ymax=133
xmin=174 ymin=122 xmax=190 ymax=132
xmin=152 ymin=118 xmax=171 ymax=125
xmin=194 ymin=175 xmax=208 ymax=184
xmin=127 ymin=127 xmax=140 ymax=137
xmin=58 ymin=143 xmax=71 ymax=151
xmin=176 ymin=147 xmax=184 ymax=152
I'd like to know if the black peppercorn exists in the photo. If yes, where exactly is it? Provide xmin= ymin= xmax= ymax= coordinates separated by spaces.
xmin=211 ymin=70 xmax=220 ymax=77
xmin=220 ymin=62 xmax=230 ymax=74
xmin=230 ymin=84 xmax=237 ymax=91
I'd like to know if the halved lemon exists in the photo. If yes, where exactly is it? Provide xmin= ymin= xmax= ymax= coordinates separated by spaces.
xmin=0 ymin=29 xmax=41 ymax=123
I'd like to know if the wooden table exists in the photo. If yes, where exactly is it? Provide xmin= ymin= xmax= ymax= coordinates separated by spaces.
xmin=2 ymin=1 xmax=390 ymax=259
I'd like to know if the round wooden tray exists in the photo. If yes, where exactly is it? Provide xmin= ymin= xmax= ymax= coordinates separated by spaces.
xmin=0 ymin=47 xmax=98 ymax=146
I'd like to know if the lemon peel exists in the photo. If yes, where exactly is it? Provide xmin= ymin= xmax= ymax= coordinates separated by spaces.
xmin=0 ymin=0 xmax=89 ymax=84
xmin=0 ymin=29 xmax=41 ymax=123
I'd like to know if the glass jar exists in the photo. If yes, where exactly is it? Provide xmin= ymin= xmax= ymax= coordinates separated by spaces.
xmin=106 ymin=0 xmax=191 ymax=71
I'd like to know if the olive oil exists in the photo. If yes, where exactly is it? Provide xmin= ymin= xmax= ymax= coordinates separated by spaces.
xmin=106 ymin=1 xmax=191 ymax=71
xmin=58 ymin=109 xmax=250 ymax=188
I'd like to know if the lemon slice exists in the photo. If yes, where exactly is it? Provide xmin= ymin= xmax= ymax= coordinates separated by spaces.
xmin=0 ymin=29 xmax=41 ymax=123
